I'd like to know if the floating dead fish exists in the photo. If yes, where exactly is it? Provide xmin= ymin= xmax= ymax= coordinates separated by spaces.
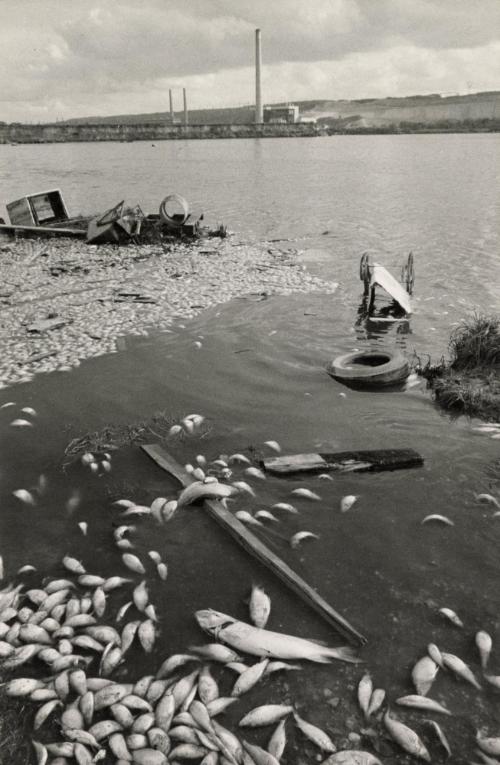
xmin=254 ymin=510 xmax=279 ymax=523
xmin=102 ymin=576 xmax=132 ymax=592
xmin=235 ymin=511 xmax=263 ymax=527
xmin=116 ymin=601 xmax=133 ymax=622
xmin=21 ymin=407 xmax=37 ymax=417
xmin=178 ymin=481 xmax=237 ymax=508
xmin=318 ymin=474 xmax=334 ymax=481
xmin=249 ymin=585 xmax=271 ymax=629
xmin=101 ymin=460 xmax=111 ymax=472
xmin=340 ymin=495 xmax=358 ymax=513
xmin=63 ymin=555 xmax=86 ymax=574
xmin=196 ymin=609 xmax=361 ymax=664
xmin=291 ymin=488 xmax=321 ymax=501
xmin=13 ymin=489 xmax=36 ymax=506
xmin=293 ymin=712 xmax=336 ymax=752
xmin=427 ymin=643 xmax=444 ymax=667
xmin=243 ymin=741 xmax=280 ymax=765
xmin=156 ymin=563 xmax=168 ymax=581
xmin=424 ymin=719 xmax=451 ymax=758
xmin=264 ymin=440 xmax=281 ymax=453
xmin=357 ymin=673 xmax=372 ymax=720
xmin=290 ymin=531 xmax=320 ymax=548
xmin=231 ymin=481 xmax=256 ymax=497
xmin=194 ymin=341 xmax=203 ymax=349
xmin=239 ymin=704 xmax=294 ymax=727
xmin=150 ymin=498 xmax=167 ymax=522
xmin=421 ymin=514 xmax=454 ymax=526
xmin=477 ymin=732 xmax=500 ymax=757
xmin=197 ymin=665 xmax=219 ymax=705
xmin=193 ymin=467 xmax=206 ymax=481
xmin=476 ymin=631 xmax=492 ymax=669
xmin=78 ymin=522 xmax=88 ymax=536
xmin=113 ymin=499 xmax=135 ymax=508
xmin=169 ymin=425 xmax=183 ymax=437
xmin=272 ymin=502 xmax=298 ymax=514
xmin=122 ymin=505 xmax=151 ymax=517
xmin=367 ymin=688 xmax=386 ymax=718
xmin=264 ymin=661 xmax=302 ymax=675
xmin=476 ymin=493 xmax=500 ymax=508
xmin=268 ymin=718 xmax=287 ymax=761
xmin=90 ymin=462 xmax=99 ymax=474
xmin=396 ymin=695 xmax=451 ymax=715
xmin=228 ymin=454 xmax=251 ymax=465
xmin=122 ymin=553 xmax=146 ymax=575
xmin=0 ymin=402 xmax=15 ymax=409
xmin=245 ymin=467 xmax=266 ymax=480
xmin=162 ymin=500 xmax=177 ymax=522
xmin=384 ymin=711 xmax=430 ymax=761
xmin=441 ymin=651 xmax=481 ymax=689
xmin=156 ymin=654 xmax=199 ymax=679
xmin=18 ymin=564 xmax=36 ymax=574
xmin=231 ymin=658 xmax=269 ymax=697
xmin=412 ymin=656 xmax=439 ymax=696
xmin=322 ymin=753 xmax=382 ymax=765
xmin=10 ymin=419 xmax=33 ymax=427
xmin=482 ymin=674 xmax=500 ymax=690
xmin=182 ymin=418 xmax=195 ymax=434
xmin=439 ymin=607 xmax=464 ymax=627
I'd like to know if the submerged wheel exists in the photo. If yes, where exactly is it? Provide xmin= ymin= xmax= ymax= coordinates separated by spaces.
xmin=326 ymin=349 xmax=409 ymax=387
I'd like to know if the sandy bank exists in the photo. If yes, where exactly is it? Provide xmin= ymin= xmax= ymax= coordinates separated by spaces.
xmin=0 ymin=236 xmax=338 ymax=389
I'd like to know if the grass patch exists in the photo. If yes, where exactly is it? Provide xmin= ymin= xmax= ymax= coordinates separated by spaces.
xmin=418 ymin=314 xmax=500 ymax=421
xmin=0 ymin=691 xmax=33 ymax=765
xmin=63 ymin=409 xmax=211 ymax=466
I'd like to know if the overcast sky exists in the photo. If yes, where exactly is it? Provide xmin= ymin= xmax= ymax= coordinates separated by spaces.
xmin=1 ymin=0 xmax=500 ymax=122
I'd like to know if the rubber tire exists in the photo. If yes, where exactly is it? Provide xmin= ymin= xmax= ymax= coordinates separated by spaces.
xmin=326 ymin=350 xmax=409 ymax=387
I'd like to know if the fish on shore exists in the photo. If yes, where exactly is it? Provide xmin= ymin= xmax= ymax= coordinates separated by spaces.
xmin=248 ymin=585 xmax=271 ymax=629
xmin=195 ymin=609 xmax=362 ymax=664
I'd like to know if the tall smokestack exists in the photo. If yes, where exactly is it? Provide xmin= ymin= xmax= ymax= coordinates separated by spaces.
xmin=169 ymin=89 xmax=174 ymax=123
xmin=183 ymin=87 xmax=188 ymax=127
xmin=255 ymin=29 xmax=263 ymax=124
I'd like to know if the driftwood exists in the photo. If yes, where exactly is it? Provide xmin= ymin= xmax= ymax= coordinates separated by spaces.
xmin=263 ymin=448 xmax=423 ymax=476
xmin=141 ymin=443 xmax=367 ymax=646
xmin=0 ymin=223 xmax=86 ymax=239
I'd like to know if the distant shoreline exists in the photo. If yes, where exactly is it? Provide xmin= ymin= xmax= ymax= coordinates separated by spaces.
xmin=1 ymin=120 xmax=499 ymax=144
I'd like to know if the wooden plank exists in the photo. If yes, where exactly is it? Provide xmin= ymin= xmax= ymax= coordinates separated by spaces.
xmin=370 ymin=264 xmax=412 ymax=315
xmin=263 ymin=448 xmax=423 ymax=476
xmin=0 ymin=223 xmax=86 ymax=239
xmin=141 ymin=443 xmax=366 ymax=646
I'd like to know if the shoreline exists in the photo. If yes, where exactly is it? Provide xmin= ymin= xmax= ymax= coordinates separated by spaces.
xmin=0 ymin=235 xmax=338 ymax=389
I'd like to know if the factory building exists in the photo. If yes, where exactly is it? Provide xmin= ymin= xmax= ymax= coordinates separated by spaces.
xmin=263 ymin=105 xmax=300 ymax=124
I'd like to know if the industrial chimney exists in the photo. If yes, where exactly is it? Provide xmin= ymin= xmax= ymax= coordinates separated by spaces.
xmin=169 ymin=89 xmax=174 ymax=123
xmin=183 ymin=88 xmax=188 ymax=127
xmin=255 ymin=29 xmax=263 ymax=124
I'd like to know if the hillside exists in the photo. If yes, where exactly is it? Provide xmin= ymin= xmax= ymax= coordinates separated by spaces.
xmin=63 ymin=91 xmax=500 ymax=128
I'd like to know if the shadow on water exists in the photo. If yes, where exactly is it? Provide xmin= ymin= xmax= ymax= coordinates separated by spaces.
xmin=2 ymin=289 xmax=500 ymax=760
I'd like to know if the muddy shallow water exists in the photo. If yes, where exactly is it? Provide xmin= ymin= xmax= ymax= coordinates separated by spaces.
xmin=0 ymin=134 xmax=499 ymax=762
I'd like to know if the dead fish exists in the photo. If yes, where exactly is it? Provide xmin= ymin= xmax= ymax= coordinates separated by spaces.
xmin=90 ymin=462 xmax=99 ymax=474
xmin=193 ymin=467 xmax=206 ymax=481
xmin=268 ymin=718 xmax=287 ymax=761
xmin=169 ymin=425 xmax=183 ymax=437
xmin=323 ymin=753 xmax=382 ymax=765
xmin=102 ymin=576 xmax=132 ymax=592
xmin=396 ymin=695 xmax=451 ymax=715
xmin=161 ymin=500 xmax=178 ymax=522
xmin=439 ymin=607 xmax=464 ymax=627
xmin=245 ymin=467 xmax=266 ymax=480
xmin=293 ymin=712 xmax=336 ymax=752
xmin=290 ymin=531 xmax=320 ymax=548
xmin=264 ymin=661 xmax=302 ymax=675
xmin=231 ymin=481 xmax=256 ymax=497
xmin=318 ymin=473 xmax=333 ymax=481
xmin=138 ymin=620 xmax=156 ymax=653
xmin=340 ymin=495 xmax=358 ymax=513
xmin=243 ymin=741 xmax=280 ymax=765
xmin=133 ymin=581 xmax=149 ymax=612
xmin=113 ymin=499 xmax=135 ymax=508
xmin=424 ymin=719 xmax=451 ymax=758
xmin=13 ymin=489 xmax=36 ymax=506
xmin=156 ymin=654 xmax=199 ymax=679
xmin=427 ymin=643 xmax=444 ymax=667
xmin=239 ymin=704 xmax=294 ymax=727
xmin=156 ymin=563 xmax=168 ymax=581
xmin=482 ymin=674 xmax=500 ymax=690
xmin=63 ymin=556 xmax=86 ymax=574
xmin=196 ymin=609 xmax=361 ymax=664
xmin=178 ymin=481 xmax=237 ymax=508
xmin=182 ymin=418 xmax=195 ymax=434
xmin=18 ymin=564 xmax=36 ymax=574
xmin=148 ymin=551 xmax=162 ymax=564
xmin=0 ymin=402 xmax=15 ymax=409
xmin=122 ymin=553 xmax=146 ymax=575
xmin=122 ymin=505 xmax=151 ymax=517
xmin=78 ymin=522 xmax=88 ymax=536
xmin=198 ymin=665 xmax=219 ymax=704
xmin=235 ymin=511 xmax=263 ymax=527
xmin=477 ymin=731 xmax=500 ymax=757
xmin=206 ymin=697 xmax=238 ymax=717
xmin=32 ymin=741 xmax=48 ymax=765
xmin=264 ymin=440 xmax=281 ymax=453
xmin=476 ymin=493 xmax=500 ymax=508
xmin=367 ymin=688 xmax=386 ymax=718
xmin=249 ymin=585 xmax=271 ymax=628
xmin=412 ymin=656 xmax=439 ymax=696
xmin=231 ymin=659 xmax=269 ymax=697
xmin=271 ymin=502 xmax=298 ymax=514
xmin=101 ymin=460 xmax=111 ymax=472
xmin=189 ymin=644 xmax=242 ymax=663
xmin=255 ymin=510 xmax=279 ymax=523
xmin=441 ymin=651 xmax=481 ymax=689
xmin=10 ymin=419 xmax=33 ymax=427
xmin=357 ymin=673 xmax=373 ymax=720
xmin=422 ymin=514 xmax=454 ymax=526
xmin=228 ymin=454 xmax=251 ymax=465
xmin=151 ymin=498 xmax=168 ymax=522
xmin=291 ymin=488 xmax=321 ymax=501
xmin=476 ymin=631 xmax=493 ymax=669
xmin=384 ymin=711 xmax=430 ymax=761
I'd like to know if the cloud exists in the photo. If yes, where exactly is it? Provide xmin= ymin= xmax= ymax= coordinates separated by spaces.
xmin=0 ymin=0 xmax=499 ymax=121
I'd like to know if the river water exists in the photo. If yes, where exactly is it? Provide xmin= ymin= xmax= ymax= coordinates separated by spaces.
xmin=1 ymin=135 xmax=500 ymax=762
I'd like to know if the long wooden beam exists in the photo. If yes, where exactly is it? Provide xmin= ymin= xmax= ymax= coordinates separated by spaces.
xmin=141 ymin=443 xmax=367 ymax=646
xmin=0 ymin=223 xmax=86 ymax=239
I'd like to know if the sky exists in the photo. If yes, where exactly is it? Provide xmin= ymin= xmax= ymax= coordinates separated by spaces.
xmin=1 ymin=0 xmax=499 ymax=122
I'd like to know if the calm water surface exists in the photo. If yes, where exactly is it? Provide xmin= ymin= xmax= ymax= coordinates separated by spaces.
xmin=0 ymin=136 xmax=499 ymax=760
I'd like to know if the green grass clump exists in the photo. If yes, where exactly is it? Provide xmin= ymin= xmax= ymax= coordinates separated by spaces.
xmin=449 ymin=314 xmax=500 ymax=371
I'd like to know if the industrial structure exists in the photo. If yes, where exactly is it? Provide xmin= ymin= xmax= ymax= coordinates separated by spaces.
xmin=264 ymin=105 xmax=300 ymax=124
xmin=255 ymin=29 xmax=263 ymax=124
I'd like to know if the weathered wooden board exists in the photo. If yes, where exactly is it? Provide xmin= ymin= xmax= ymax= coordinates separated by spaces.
xmin=370 ymin=263 xmax=412 ymax=315
xmin=141 ymin=443 xmax=367 ymax=646
xmin=0 ymin=223 xmax=86 ymax=239
xmin=263 ymin=448 xmax=423 ymax=475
